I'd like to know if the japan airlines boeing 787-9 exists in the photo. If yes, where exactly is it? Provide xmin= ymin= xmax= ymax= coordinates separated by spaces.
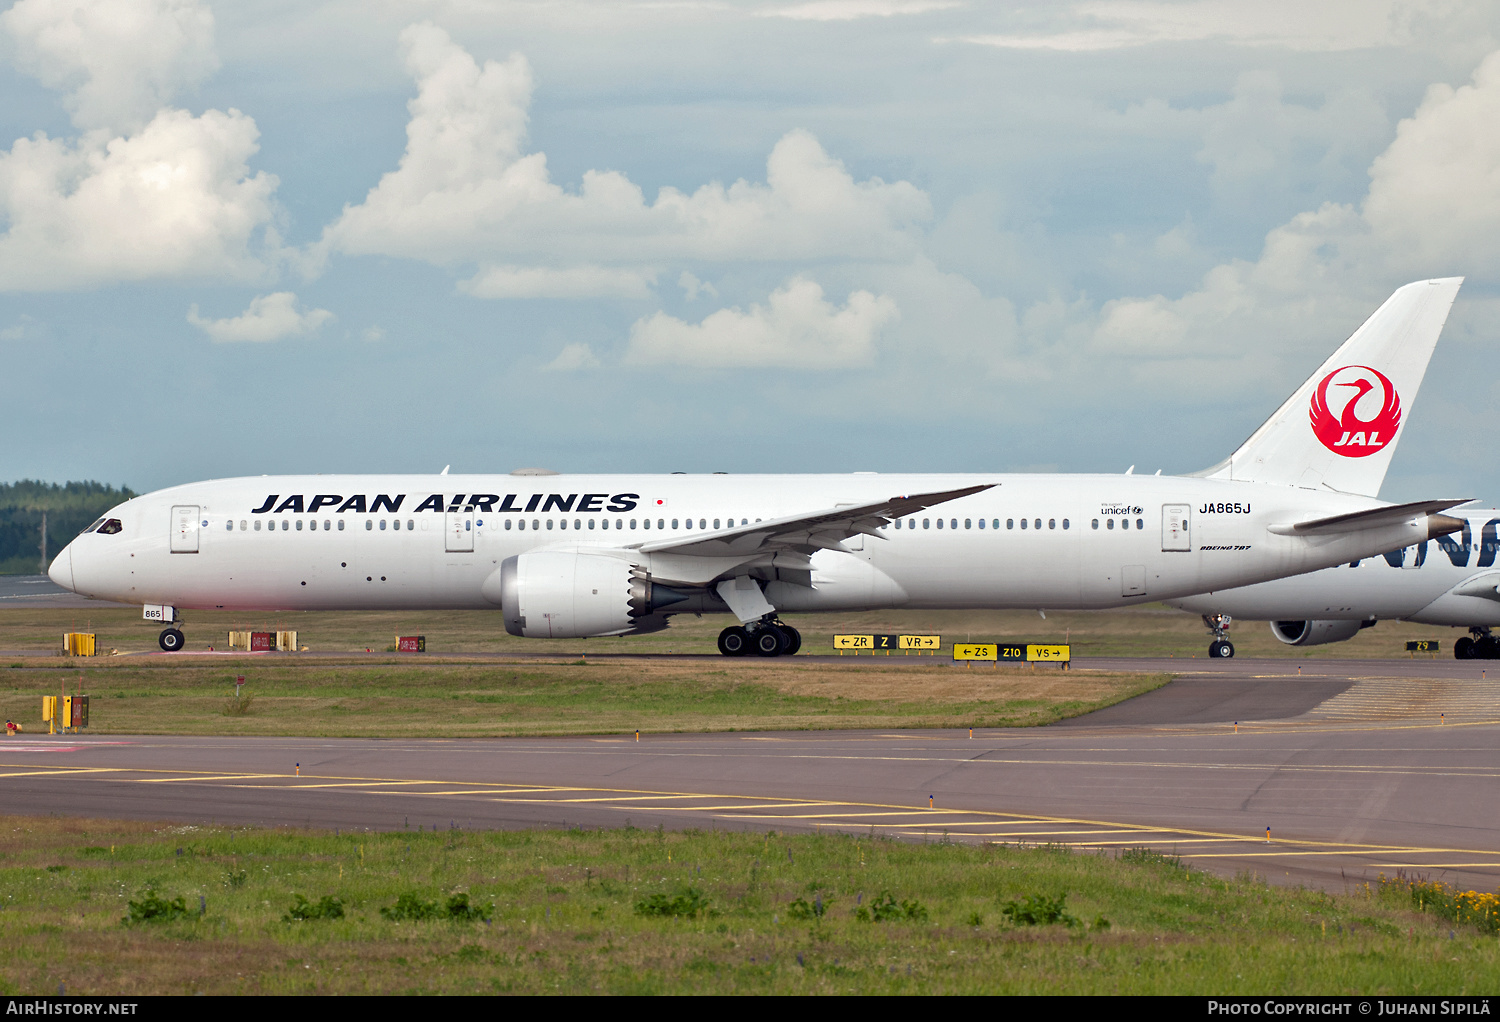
xmin=50 ymin=279 xmax=1469 ymax=658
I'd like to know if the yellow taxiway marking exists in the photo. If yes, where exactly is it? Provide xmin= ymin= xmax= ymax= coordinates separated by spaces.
xmin=1190 ymin=848 xmax=1499 ymax=859
xmin=138 ymin=774 xmax=291 ymax=783
xmin=4 ymin=760 xmax=1497 ymax=869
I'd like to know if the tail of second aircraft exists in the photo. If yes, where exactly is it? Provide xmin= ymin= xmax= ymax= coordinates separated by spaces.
xmin=1196 ymin=277 xmax=1462 ymax=496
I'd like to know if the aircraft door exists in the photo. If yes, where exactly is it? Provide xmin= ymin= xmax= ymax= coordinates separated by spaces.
xmin=1162 ymin=504 xmax=1190 ymax=551
xmin=170 ymin=505 xmax=200 ymax=553
xmin=446 ymin=511 xmax=473 ymax=553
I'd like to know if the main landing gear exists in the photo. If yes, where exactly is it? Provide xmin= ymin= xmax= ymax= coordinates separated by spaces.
xmin=718 ymin=618 xmax=801 ymax=658
xmin=158 ymin=628 xmax=185 ymax=652
xmin=1455 ymin=627 xmax=1499 ymax=659
xmin=1203 ymin=614 xmax=1235 ymax=659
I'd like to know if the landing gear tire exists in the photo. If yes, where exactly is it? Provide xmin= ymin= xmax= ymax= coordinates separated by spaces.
xmin=1209 ymin=639 xmax=1234 ymax=659
xmin=1457 ymin=636 xmax=1476 ymax=659
xmin=718 ymin=626 xmax=750 ymax=657
xmin=158 ymin=628 xmax=185 ymax=652
xmin=780 ymin=625 xmax=801 ymax=656
xmin=753 ymin=626 xmax=786 ymax=657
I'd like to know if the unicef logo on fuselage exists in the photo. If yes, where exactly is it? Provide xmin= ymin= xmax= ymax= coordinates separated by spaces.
xmin=1309 ymin=365 xmax=1401 ymax=458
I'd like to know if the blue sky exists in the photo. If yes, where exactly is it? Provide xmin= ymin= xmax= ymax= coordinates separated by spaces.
xmin=2 ymin=0 xmax=1499 ymax=502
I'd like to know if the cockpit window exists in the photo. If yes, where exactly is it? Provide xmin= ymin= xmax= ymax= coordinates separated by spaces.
xmin=96 ymin=519 xmax=123 ymax=535
xmin=83 ymin=518 xmax=105 ymax=534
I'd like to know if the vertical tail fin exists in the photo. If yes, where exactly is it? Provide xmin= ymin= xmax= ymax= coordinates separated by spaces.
xmin=1197 ymin=277 xmax=1462 ymax=496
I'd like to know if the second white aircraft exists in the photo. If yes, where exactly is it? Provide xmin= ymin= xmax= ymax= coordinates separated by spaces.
xmin=50 ymin=279 xmax=1467 ymax=658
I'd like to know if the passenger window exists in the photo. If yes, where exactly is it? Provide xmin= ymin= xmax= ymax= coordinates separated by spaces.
xmin=547 ymin=519 xmax=554 ymax=530
xmin=658 ymin=519 xmax=665 ymax=530
xmin=1121 ymin=519 xmax=1128 ymax=530
xmin=282 ymin=520 xmax=289 ymax=531
xmin=643 ymin=519 xmax=651 ymax=529
xmin=977 ymin=519 xmax=984 ymax=529
xmin=338 ymin=520 xmax=345 ymax=531
xmin=630 ymin=519 xmax=637 ymax=530
xmin=1049 ymin=519 xmax=1055 ymax=530
xmin=1034 ymin=519 xmax=1041 ymax=530
xmin=923 ymin=519 xmax=930 ymax=529
xmin=254 ymin=520 xmax=261 ymax=532
xmin=950 ymin=519 xmax=957 ymax=529
xmin=1021 ymin=519 xmax=1027 ymax=530
xmin=559 ymin=519 xmax=567 ymax=530
xmin=1062 ymin=519 xmax=1070 ymax=530
xmin=225 ymin=521 xmax=232 ymax=531
xmin=588 ymin=519 xmax=595 ymax=530
xmin=379 ymin=520 xmax=386 ymax=531
xmin=937 ymin=518 xmax=944 ymax=529
xmin=699 ymin=519 xmax=706 ymax=529
xmin=1007 ymin=519 xmax=1014 ymax=529
xmin=1091 ymin=519 xmax=1098 ymax=530
xmin=894 ymin=520 xmax=901 ymax=530
xmin=1107 ymin=519 xmax=1114 ymax=530
xmin=240 ymin=520 xmax=247 ymax=531
xmin=672 ymin=518 xmax=679 ymax=529
xmin=390 ymin=520 xmax=397 ymax=531
xmin=1137 ymin=518 xmax=1144 ymax=530
xmin=366 ymin=520 xmax=372 ymax=531
xmin=714 ymin=519 xmax=721 ymax=529
xmin=406 ymin=520 xmax=413 ymax=530
xmin=574 ymin=519 xmax=581 ymax=530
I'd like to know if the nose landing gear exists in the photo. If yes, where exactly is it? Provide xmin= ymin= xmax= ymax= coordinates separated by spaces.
xmin=158 ymin=628 xmax=185 ymax=652
xmin=1203 ymin=614 xmax=1234 ymax=659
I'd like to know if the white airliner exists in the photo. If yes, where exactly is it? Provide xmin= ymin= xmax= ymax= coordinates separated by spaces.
xmin=1168 ymin=509 xmax=1500 ymax=658
xmin=50 ymin=278 xmax=1469 ymax=658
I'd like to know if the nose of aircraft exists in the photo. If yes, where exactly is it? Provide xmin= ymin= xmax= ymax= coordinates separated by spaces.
xmin=48 ymin=544 xmax=74 ymax=592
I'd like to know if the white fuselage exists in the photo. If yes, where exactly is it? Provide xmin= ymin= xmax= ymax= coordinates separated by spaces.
xmin=51 ymin=472 xmax=1446 ymax=623
xmin=1168 ymin=511 xmax=1500 ymax=628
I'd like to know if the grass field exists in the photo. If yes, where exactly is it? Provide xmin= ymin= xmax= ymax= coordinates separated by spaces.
xmin=0 ymin=657 xmax=1168 ymax=737
xmin=0 ymin=602 xmax=1454 ymax=660
xmin=2 ymin=815 xmax=1494 ymax=995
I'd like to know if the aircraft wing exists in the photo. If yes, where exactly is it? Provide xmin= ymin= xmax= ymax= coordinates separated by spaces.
xmin=633 ymin=483 xmax=995 ymax=558
xmin=1267 ymin=499 xmax=1469 ymax=537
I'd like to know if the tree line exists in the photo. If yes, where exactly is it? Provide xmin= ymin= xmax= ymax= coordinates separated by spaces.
xmin=0 ymin=480 xmax=135 ymax=575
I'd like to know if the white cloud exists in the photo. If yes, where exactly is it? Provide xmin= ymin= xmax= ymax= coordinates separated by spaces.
xmin=625 ymin=277 xmax=897 ymax=368
xmin=318 ymin=24 xmax=929 ymax=293
xmin=0 ymin=0 xmax=279 ymax=291
xmin=953 ymin=0 xmax=1419 ymax=53
xmin=187 ymin=292 xmax=332 ymax=343
xmin=1084 ymin=47 xmax=1500 ymax=390
xmin=761 ymin=0 xmax=960 ymax=20
xmin=0 ymin=108 xmax=279 ymax=291
xmin=460 ymin=264 xmax=656 ymax=300
xmin=542 ymin=342 xmax=603 ymax=372
xmin=679 ymin=270 xmax=717 ymax=301
xmin=2 ymin=0 xmax=217 ymax=133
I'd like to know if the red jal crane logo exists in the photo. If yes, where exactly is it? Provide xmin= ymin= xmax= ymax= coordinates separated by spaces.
xmin=1309 ymin=365 xmax=1401 ymax=458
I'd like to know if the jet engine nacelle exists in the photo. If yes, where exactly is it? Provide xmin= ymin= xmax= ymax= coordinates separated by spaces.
xmin=486 ymin=550 xmax=689 ymax=638
xmin=1269 ymin=619 xmax=1368 ymax=646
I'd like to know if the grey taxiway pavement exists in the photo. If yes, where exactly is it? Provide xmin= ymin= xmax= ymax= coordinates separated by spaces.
xmin=3 ymin=655 xmax=1498 ymax=892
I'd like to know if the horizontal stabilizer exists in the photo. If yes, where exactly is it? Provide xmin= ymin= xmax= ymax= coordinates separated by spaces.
xmin=1267 ymin=499 xmax=1469 ymax=537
